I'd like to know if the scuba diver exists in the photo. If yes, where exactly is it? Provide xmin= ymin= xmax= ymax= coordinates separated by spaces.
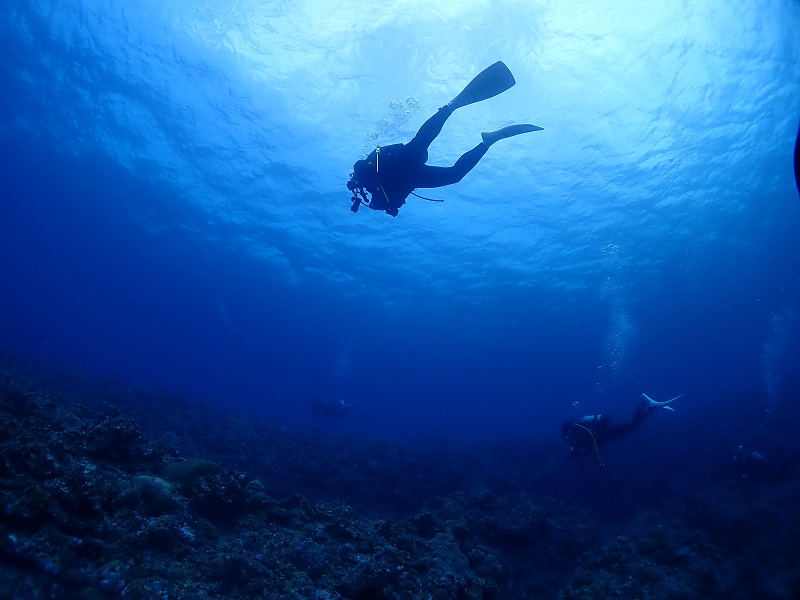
xmin=794 ymin=118 xmax=799 ymax=198
xmin=562 ymin=393 xmax=684 ymax=466
xmin=732 ymin=443 xmax=800 ymax=484
xmin=311 ymin=398 xmax=357 ymax=418
xmin=347 ymin=61 xmax=543 ymax=216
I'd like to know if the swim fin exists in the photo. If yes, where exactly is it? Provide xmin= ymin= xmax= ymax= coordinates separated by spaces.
xmin=482 ymin=124 xmax=544 ymax=146
xmin=448 ymin=61 xmax=517 ymax=111
xmin=642 ymin=392 xmax=683 ymax=413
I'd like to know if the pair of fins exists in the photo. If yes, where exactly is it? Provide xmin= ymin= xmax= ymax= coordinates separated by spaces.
xmin=642 ymin=392 xmax=684 ymax=413
xmin=448 ymin=61 xmax=543 ymax=144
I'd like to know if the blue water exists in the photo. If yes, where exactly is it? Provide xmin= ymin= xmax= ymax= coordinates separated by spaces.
xmin=1 ymin=0 xmax=800 ymax=446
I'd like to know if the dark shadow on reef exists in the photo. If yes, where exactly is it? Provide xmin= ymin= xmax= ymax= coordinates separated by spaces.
xmin=1 ymin=355 xmax=799 ymax=599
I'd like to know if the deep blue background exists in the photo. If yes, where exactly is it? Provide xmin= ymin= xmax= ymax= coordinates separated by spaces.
xmin=2 ymin=129 xmax=799 ymax=445
xmin=1 ymin=0 xmax=799 ymax=446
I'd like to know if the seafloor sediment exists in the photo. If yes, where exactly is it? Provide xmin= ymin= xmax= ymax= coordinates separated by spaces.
xmin=0 ymin=365 xmax=798 ymax=599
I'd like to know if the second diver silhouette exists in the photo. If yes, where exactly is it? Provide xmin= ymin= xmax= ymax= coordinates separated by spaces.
xmin=562 ymin=393 xmax=684 ymax=467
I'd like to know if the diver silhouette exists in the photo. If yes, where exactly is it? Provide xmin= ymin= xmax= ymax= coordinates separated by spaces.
xmin=732 ymin=443 xmax=800 ymax=485
xmin=562 ymin=393 xmax=683 ymax=466
xmin=794 ymin=118 xmax=799 ymax=198
xmin=347 ymin=62 xmax=542 ymax=216
xmin=311 ymin=398 xmax=357 ymax=418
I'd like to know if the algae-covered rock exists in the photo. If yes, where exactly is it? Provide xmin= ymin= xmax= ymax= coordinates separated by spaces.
xmin=191 ymin=471 xmax=250 ymax=520
xmin=161 ymin=458 xmax=223 ymax=490
xmin=116 ymin=475 xmax=180 ymax=516
xmin=87 ymin=407 xmax=141 ymax=462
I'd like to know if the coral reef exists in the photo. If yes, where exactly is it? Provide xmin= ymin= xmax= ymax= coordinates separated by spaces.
xmin=1 ymin=365 xmax=799 ymax=599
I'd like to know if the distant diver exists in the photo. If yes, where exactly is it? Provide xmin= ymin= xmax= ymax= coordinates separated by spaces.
xmin=347 ymin=61 xmax=543 ymax=216
xmin=561 ymin=393 xmax=684 ymax=466
xmin=732 ymin=443 xmax=800 ymax=484
xmin=311 ymin=398 xmax=357 ymax=418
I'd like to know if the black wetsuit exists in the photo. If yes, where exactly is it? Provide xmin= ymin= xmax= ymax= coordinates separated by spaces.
xmin=353 ymin=105 xmax=488 ymax=216
xmin=563 ymin=403 xmax=656 ymax=459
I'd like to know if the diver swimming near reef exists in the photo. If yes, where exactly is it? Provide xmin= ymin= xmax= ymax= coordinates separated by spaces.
xmin=347 ymin=61 xmax=542 ymax=216
xmin=311 ymin=398 xmax=358 ymax=418
xmin=561 ymin=393 xmax=683 ymax=467
xmin=732 ymin=443 xmax=800 ymax=485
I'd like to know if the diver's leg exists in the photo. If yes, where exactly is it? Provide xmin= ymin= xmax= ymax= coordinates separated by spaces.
xmin=405 ymin=105 xmax=454 ymax=156
xmin=413 ymin=143 xmax=488 ymax=188
xmin=631 ymin=403 xmax=655 ymax=427
xmin=603 ymin=421 xmax=638 ymax=443
xmin=604 ymin=406 xmax=652 ymax=444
